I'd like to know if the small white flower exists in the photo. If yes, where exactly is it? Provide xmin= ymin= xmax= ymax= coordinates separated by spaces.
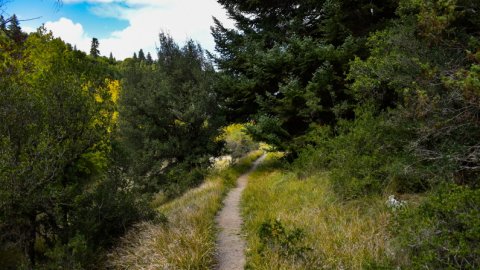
xmin=386 ymin=195 xmax=406 ymax=210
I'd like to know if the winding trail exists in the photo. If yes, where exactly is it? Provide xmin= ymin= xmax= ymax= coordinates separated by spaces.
xmin=215 ymin=154 xmax=266 ymax=270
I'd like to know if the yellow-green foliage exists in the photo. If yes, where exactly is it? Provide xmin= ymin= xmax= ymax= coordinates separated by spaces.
xmin=218 ymin=123 xmax=259 ymax=160
xmin=242 ymin=154 xmax=392 ymax=269
xmin=106 ymin=151 xmax=262 ymax=269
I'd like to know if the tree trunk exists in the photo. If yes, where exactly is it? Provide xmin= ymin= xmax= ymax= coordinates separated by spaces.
xmin=26 ymin=213 xmax=36 ymax=269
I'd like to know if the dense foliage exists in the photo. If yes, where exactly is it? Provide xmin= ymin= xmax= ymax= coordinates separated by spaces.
xmin=215 ymin=0 xmax=480 ymax=267
xmin=118 ymin=33 xmax=224 ymax=198
xmin=211 ymin=0 xmax=397 ymax=153
xmin=0 ymin=19 xmax=153 ymax=269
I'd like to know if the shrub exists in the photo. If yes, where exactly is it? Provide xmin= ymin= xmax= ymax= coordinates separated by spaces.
xmin=257 ymin=219 xmax=312 ymax=261
xmin=294 ymin=105 xmax=412 ymax=199
xmin=219 ymin=123 xmax=259 ymax=162
xmin=392 ymin=185 xmax=480 ymax=269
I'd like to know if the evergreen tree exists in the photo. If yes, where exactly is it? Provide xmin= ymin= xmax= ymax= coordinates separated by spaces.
xmin=146 ymin=52 xmax=153 ymax=64
xmin=132 ymin=52 xmax=137 ymax=60
xmin=7 ymin=14 xmax=26 ymax=43
xmin=138 ymin=49 xmax=145 ymax=61
xmin=119 ymin=33 xmax=224 ymax=196
xmin=0 ymin=15 xmax=6 ymax=31
xmin=109 ymin=52 xmax=115 ymax=63
xmin=90 ymin=37 xmax=100 ymax=58
xmin=212 ymin=0 xmax=397 ymax=153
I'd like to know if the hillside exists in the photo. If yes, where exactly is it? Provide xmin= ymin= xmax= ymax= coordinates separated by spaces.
xmin=1 ymin=0 xmax=479 ymax=269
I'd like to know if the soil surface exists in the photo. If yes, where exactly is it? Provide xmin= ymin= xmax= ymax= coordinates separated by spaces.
xmin=215 ymin=154 xmax=266 ymax=270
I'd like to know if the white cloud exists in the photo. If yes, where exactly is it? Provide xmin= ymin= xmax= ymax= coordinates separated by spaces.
xmin=44 ymin=17 xmax=92 ymax=52
xmin=22 ymin=25 xmax=37 ymax=33
xmin=46 ymin=0 xmax=234 ymax=59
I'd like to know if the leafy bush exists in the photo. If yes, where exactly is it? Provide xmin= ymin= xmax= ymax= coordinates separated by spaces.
xmin=257 ymin=219 xmax=312 ymax=261
xmin=40 ymin=167 xmax=156 ymax=269
xmin=294 ymin=106 xmax=413 ymax=199
xmin=219 ymin=123 xmax=259 ymax=161
xmin=392 ymin=185 xmax=480 ymax=269
xmin=162 ymin=163 xmax=207 ymax=198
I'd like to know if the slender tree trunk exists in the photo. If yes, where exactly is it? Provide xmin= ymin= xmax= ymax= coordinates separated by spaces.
xmin=26 ymin=213 xmax=36 ymax=269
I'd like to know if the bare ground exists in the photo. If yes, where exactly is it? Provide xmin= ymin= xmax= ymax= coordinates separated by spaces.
xmin=215 ymin=154 xmax=266 ymax=270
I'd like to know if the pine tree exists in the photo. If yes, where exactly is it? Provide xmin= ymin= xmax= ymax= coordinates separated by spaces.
xmin=119 ymin=33 xmax=224 ymax=195
xmin=90 ymin=37 xmax=100 ymax=58
xmin=138 ymin=49 xmax=146 ymax=61
xmin=0 ymin=15 xmax=6 ymax=31
xmin=109 ymin=52 xmax=115 ymax=63
xmin=132 ymin=52 xmax=137 ymax=60
xmin=146 ymin=52 xmax=153 ymax=64
xmin=7 ymin=14 xmax=26 ymax=43
xmin=212 ymin=0 xmax=397 ymax=153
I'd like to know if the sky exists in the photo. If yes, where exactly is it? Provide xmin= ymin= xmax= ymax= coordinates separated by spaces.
xmin=2 ymin=0 xmax=234 ymax=59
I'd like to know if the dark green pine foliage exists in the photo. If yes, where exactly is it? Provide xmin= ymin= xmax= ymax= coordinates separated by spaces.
xmin=90 ymin=37 xmax=100 ymax=58
xmin=109 ymin=52 xmax=115 ymax=63
xmin=146 ymin=52 xmax=153 ymax=64
xmin=132 ymin=52 xmax=137 ymax=60
xmin=138 ymin=49 xmax=146 ymax=61
xmin=6 ymin=14 xmax=26 ymax=43
xmin=0 ymin=15 xmax=6 ymax=31
xmin=119 ymin=33 xmax=224 ymax=197
xmin=348 ymin=0 xmax=480 ymax=189
xmin=212 ymin=0 xmax=397 ymax=153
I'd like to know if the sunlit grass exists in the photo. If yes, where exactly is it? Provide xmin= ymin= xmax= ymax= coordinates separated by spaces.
xmin=242 ymin=154 xmax=392 ymax=269
xmin=106 ymin=150 xmax=263 ymax=269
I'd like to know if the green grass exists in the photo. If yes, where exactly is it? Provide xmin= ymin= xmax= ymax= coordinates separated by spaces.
xmin=105 ymin=150 xmax=263 ymax=269
xmin=242 ymin=153 xmax=393 ymax=269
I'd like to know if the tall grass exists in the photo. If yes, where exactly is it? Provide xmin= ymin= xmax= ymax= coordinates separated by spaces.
xmin=105 ymin=151 xmax=263 ymax=269
xmin=242 ymin=154 xmax=392 ymax=269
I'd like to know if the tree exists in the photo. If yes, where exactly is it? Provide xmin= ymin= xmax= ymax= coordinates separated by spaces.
xmin=212 ymin=0 xmax=397 ymax=153
xmin=0 ymin=27 xmax=151 ymax=269
xmin=6 ymin=14 xmax=26 ymax=43
xmin=109 ymin=52 xmax=115 ymax=63
xmin=146 ymin=52 xmax=153 ymax=64
xmin=0 ymin=15 xmax=6 ymax=31
xmin=132 ymin=52 xmax=137 ymax=60
xmin=119 ymin=33 xmax=224 ymax=197
xmin=138 ymin=49 xmax=145 ymax=61
xmin=90 ymin=37 xmax=100 ymax=57
xmin=348 ymin=0 xmax=480 ymax=187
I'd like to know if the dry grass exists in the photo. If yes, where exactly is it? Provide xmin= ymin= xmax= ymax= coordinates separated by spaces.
xmin=242 ymin=154 xmax=393 ymax=270
xmin=105 ymin=151 xmax=263 ymax=269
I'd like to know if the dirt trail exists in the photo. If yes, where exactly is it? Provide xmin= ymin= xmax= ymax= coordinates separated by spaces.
xmin=215 ymin=154 xmax=266 ymax=270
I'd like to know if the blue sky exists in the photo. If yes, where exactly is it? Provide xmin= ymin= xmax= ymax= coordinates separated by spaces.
xmin=3 ymin=0 xmax=233 ymax=59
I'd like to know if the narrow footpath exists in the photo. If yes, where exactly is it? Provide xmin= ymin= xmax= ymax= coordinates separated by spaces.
xmin=215 ymin=154 xmax=266 ymax=270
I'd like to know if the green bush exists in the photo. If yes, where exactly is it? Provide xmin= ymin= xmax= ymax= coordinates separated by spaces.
xmin=257 ymin=219 xmax=312 ymax=261
xmin=40 ymin=167 xmax=156 ymax=269
xmin=392 ymin=185 xmax=480 ymax=269
xmin=163 ymin=163 xmax=207 ymax=198
xmin=220 ymin=123 xmax=259 ymax=161
xmin=294 ymin=106 xmax=413 ymax=199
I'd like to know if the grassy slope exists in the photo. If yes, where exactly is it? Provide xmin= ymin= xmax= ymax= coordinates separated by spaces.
xmin=242 ymin=154 xmax=392 ymax=269
xmin=106 ymin=151 xmax=262 ymax=269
